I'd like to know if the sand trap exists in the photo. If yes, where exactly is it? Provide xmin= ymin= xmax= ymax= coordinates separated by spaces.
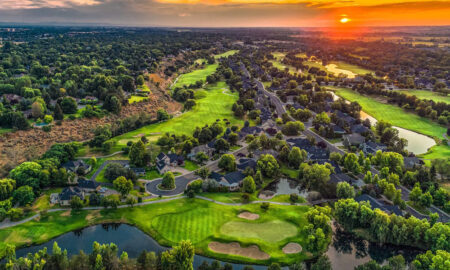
xmin=238 ymin=211 xmax=260 ymax=220
xmin=258 ymin=191 xmax=275 ymax=200
xmin=282 ymin=243 xmax=302 ymax=254
xmin=209 ymin=242 xmax=270 ymax=260
xmin=60 ymin=210 xmax=71 ymax=217
xmin=133 ymin=133 xmax=145 ymax=138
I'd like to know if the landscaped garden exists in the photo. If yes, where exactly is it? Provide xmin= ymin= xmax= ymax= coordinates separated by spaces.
xmin=0 ymin=198 xmax=312 ymax=264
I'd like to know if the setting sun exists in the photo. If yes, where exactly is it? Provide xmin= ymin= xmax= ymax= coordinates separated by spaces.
xmin=340 ymin=17 xmax=350 ymax=24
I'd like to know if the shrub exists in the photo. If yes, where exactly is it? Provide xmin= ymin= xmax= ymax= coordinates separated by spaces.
xmin=261 ymin=202 xmax=270 ymax=211
xmin=290 ymin=193 xmax=299 ymax=202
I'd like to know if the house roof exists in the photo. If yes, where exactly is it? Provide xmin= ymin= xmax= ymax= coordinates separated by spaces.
xmin=210 ymin=171 xmax=224 ymax=182
xmin=330 ymin=173 xmax=353 ymax=184
xmin=156 ymin=160 xmax=167 ymax=170
xmin=351 ymin=124 xmax=369 ymax=134
xmin=355 ymin=194 xmax=403 ymax=216
xmin=305 ymin=146 xmax=329 ymax=160
xmin=287 ymin=138 xmax=311 ymax=148
xmin=223 ymin=171 xmax=245 ymax=185
xmin=343 ymin=134 xmax=365 ymax=145
xmin=78 ymin=179 xmax=99 ymax=189
xmin=237 ymin=159 xmax=257 ymax=171
xmin=131 ymin=168 xmax=146 ymax=174
xmin=59 ymin=187 xmax=84 ymax=201
xmin=157 ymin=152 xmax=167 ymax=161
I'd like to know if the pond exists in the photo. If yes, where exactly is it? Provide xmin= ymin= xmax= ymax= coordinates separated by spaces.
xmin=326 ymin=224 xmax=422 ymax=269
xmin=13 ymin=223 xmax=423 ymax=270
xmin=260 ymin=178 xmax=308 ymax=199
xmin=330 ymin=91 xmax=436 ymax=154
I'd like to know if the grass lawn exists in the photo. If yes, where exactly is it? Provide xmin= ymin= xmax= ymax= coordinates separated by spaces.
xmin=419 ymin=144 xmax=450 ymax=163
xmin=280 ymin=165 xmax=299 ymax=179
xmin=269 ymin=52 xmax=298 ymax=75
xmin=142 ymin=169 xmax=163 ymax=180
xmin=398 ymin=89 xmax=450 ymax=104
xmin=0 ymin=128 xmax=13 ymax=135
xmin=0 ymin=198 xmax=312 ymax=265
xmin=326 ymin=61 xmax=374 ymax=77
xmin=108 ymin=81 xmax=242 ymax=152
xmin=331 ymin=87 xmax=447 ymax=140
xmin=31 ymin=188 xmax=62 ymax=212
xmin=214 ymin=50 xmax=239 ymax=59
xmin=183 ymin=160 xmax=199 ymax=171
xmin=173 ymin=63 xmax=218 ymax=89
xmin=128 ymin=95 xmax=149 ymax=104
xmin=137 ymin=84 xmax=151 ymax=92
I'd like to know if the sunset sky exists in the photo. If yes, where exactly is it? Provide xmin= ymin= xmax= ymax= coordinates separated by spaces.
xmin=0 ymin=0 xmax=449 ymax=27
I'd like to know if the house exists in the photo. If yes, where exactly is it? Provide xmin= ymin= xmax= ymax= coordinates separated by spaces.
xmin=305 ymin=146 xmax=329 ymax=160
xmin=156 ymin=152 xmax=185 ymax=174
xmin=77 ymin=179 xmax=101 ymax=192
xmin=209 ymin=171 xmax=245 ymax=191
xmin=343 ymin=134 xmax=365 ymax=147
xmin=355 ymin=194 xmax=403 ymax=216
xmin=287 ymin=137 xmax=312 ymax=149
xmin=351 ymin=124 xmax=369 ymax=134
xmin=403 ymin=157 xmax=423 ymax=169
xmin=2 ymin=94 xmax=22 ymax=104
xmin=131 ymin=167 xmax=146 ymax=176
xmin=330 ymin=124 xmax=346 ymax=135
xmin=188 ymin=144 xmax=214 ymax=160
xmin=253 ymin=149 xmax=279 ymax=159
xmin=62 ymin=160 xmax=92 ymax=174
xmin=330 ymin=173 xmax=354 ymax=185
xmin=361 ymin=141 xmax=387 ymax=154
xmin=58 ymin=187 xmax=85 ymax=206
xmin=237 ymin=158 xmax=257 ymax=171
xmin=239 ymin=126 xmax=264 ymax=139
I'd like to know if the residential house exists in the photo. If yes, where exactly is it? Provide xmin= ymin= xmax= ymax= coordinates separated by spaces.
xmin=237 ymin=158 xmax=257 ymax=172
xmin=351 ymin=124 xmax=369 ymax=134
xmin=189 ymin=144 xmax=215 ymax=159
xmin=62 ymin=160 xmax=92 ymax=174
xmin=330 ymin=124 xmax=346 ymax=135
xmin=239 ymin=126 xmax=264 ymax=139
xmin=209 ymin=171 xmax=245 ymax=191
xmin=58 ymin=187 xmax=85 ymax=206
xmin=287 ymin=137 xmax=312 ymax=149
xmin=361 ymin=141 xmax=387 ymax=155
xmin=343 ymin=134 xmax=365 ymax=147
xmin=355 ymin=194 xmax=403 ymax=216
xmin=330 ymin=173 xmax=354 ymax=185
xmin=305 ymin=146 xmax=330 ymax=160
xmin=77 ymin=179 xmax=101 ymax=192
xmin=403 ymin=157 xmax=423 ymax=169
xmin=156 ymin=152 xmax=185 ymax=174
xmin=131 ymin=167 xmax=146 ymax=176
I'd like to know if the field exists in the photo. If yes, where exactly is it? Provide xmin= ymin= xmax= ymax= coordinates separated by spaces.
xmin=325 ymin=61 xmax=374 ymax=78
xmin=398 ymin=89 xmax=450 ymax=104
xmin=172 ymin=63 xmax=219 ymax=89
xmin=214 ymin=50 xmax=239 ymax=59
xmin=269 ymin=52 xmax=299 ymax=75
xmin=331 ymin=87 xmax=447 ymax=140
xmin=0 ymin=198 xmax=312 ymax=265
xmin=109 ymin=81 xmax=242 ymax=151
xmin=128 ymin=95 xmax=149 ymax=104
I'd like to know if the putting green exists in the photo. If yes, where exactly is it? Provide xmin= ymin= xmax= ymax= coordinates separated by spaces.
xmin=220 ymin=220 xmax=298 ymax=243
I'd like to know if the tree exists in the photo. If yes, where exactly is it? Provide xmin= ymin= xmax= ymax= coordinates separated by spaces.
xmin=196 ymin=167 xmax=210 ymax=180
xmin=218 ymin=154 xmax=236 ymax=172
xmin=157 ymin=109 xmax=170 ymax=122
xmin=161 ymin=172 xmax=175 ymax=190
xmin=31 ymin=101 xmax=44 ymax=119
xmin=9 ymin=161 xmax=46 ymax=190
xmin=300 ymin=163 xmax=331 ymax=190
xmin=136 ymin=75 xmax=145 ymax=86
xmin=311 ymin=255 xmax=331 ymax=270
xmin=160 ymin=240 xmax=195 ymax=270
xmin=0 ymin=178 xmax=15 ymax=200
xmin=242 ymin=176 xmax=256 ymax=193
xmin=344 ymin=153 xmax=360 ymax=174
xmin=257 ymin=154 xmax=279 ymax=178
xmin=288 ymin=147 xmax=306 ymax=169
xmin=12 ymin=185 xmax=34 ymax=206
xmin=419 ymin=191 xmax=433 ymax=208
xmin=336 ymin=182 xmax=355 ymax=199
xmin=195 ymin=152 xmax=208 ymax=164
xmin=129 ymin=140 xmax=147 ymax=167
xmin=215 ymin=138 xmax=230 ymax=153
xmin=268 ymin=263 xmax=281 ymax=270
xmin=313 ymin=112 xmax=331 ymax=127
xmin=409 ymin=183 xmax=422 ymax=204
xmin=126 ymin=195 xmax=137 ymax=207
xmin=113 ymin=176 xmax=133 ymax=197
xmin=184 ymin=99 xmax=196 ymax=111
xmin=228 ymin=132 xmax=238 ymax=145
xmin=60 ymin=97 xmax=78 ymax=114
xmin=70 ymin=196 xmax=84 ymax=210
xmin=282 ymin=121 xmax=305 ymax=136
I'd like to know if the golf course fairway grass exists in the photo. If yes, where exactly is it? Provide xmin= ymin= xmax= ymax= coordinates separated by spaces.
xmin=0 ymin=198 xmax=313 ymax=265
xmin=220 ymin=220 xmax=298 ymax=243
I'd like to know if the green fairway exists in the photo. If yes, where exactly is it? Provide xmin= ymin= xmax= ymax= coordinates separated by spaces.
xmin=269 ymin=52 xmax=298 ymax=75
xmin=220 ymin=220 xmax=298 ymax=243
xmin=0 ymin=198 xmax=312 ymax=264
xmin=326 ymin=61 xmax=374 ymax=77
xmin=173 ymin=63 xmax=219 ymax=89
xmin=214 ymin=50 xmax=239 ymax=59
xmin=419 ymin=144 xmax=450 ymax=162
xmin=332 ymin=87 xmax=446 ymax=140
xmin=398 ymin=89 xmax=450 ymax=104
xmin=109 ymin=81 xmax=242 ymax=151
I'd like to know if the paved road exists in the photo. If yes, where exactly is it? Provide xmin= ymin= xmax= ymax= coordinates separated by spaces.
xmin=145 ymin=145 xmax=249 ymax=196
xmin=256 ymin=80 xmax=344 ymax=155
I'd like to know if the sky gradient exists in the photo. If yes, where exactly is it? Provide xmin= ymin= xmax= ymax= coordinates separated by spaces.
xmin=0 ymin=0 xmax=448 ymax=27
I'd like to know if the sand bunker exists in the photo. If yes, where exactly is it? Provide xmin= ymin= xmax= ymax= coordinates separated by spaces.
xmin=133 ymin=133 xmax=145 ymax=138
xmin=258 ymin=191 xmax=275 ymax=200
xmin=209 ymin=242 xmax=270 ymax=260
xmin=282 ymin=243 xmax=302 ymax=254
xmin=238 ymin=211 xmax=260 ymax=220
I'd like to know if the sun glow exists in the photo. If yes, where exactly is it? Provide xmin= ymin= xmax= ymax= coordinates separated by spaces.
xmin=340 ymin=17 xmax=350 ymax=24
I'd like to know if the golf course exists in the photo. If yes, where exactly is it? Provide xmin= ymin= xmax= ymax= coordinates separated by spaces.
xmin=0 ymin=198 xmax=312 ymax=264
xmin=398 ymin=89 xmax=450 ymax=104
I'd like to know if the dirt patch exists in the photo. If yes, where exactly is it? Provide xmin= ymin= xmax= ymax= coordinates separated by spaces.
xmin=258 ymin=192 xmax=275 ymax=200
xmin=133 ymin=133 xmax=146 ymax=138
xmin=208 ymin=242 xmax=270 ymax=260
xmin=282 ymin=243 xmax=302 ymax=254
xmin=238 ymin=211 xmax=260 ymax=220
xmin=85 ymin=210 xmax=101 ymax=222
xmin=60 ymin=210 xmax=71 ymax=217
